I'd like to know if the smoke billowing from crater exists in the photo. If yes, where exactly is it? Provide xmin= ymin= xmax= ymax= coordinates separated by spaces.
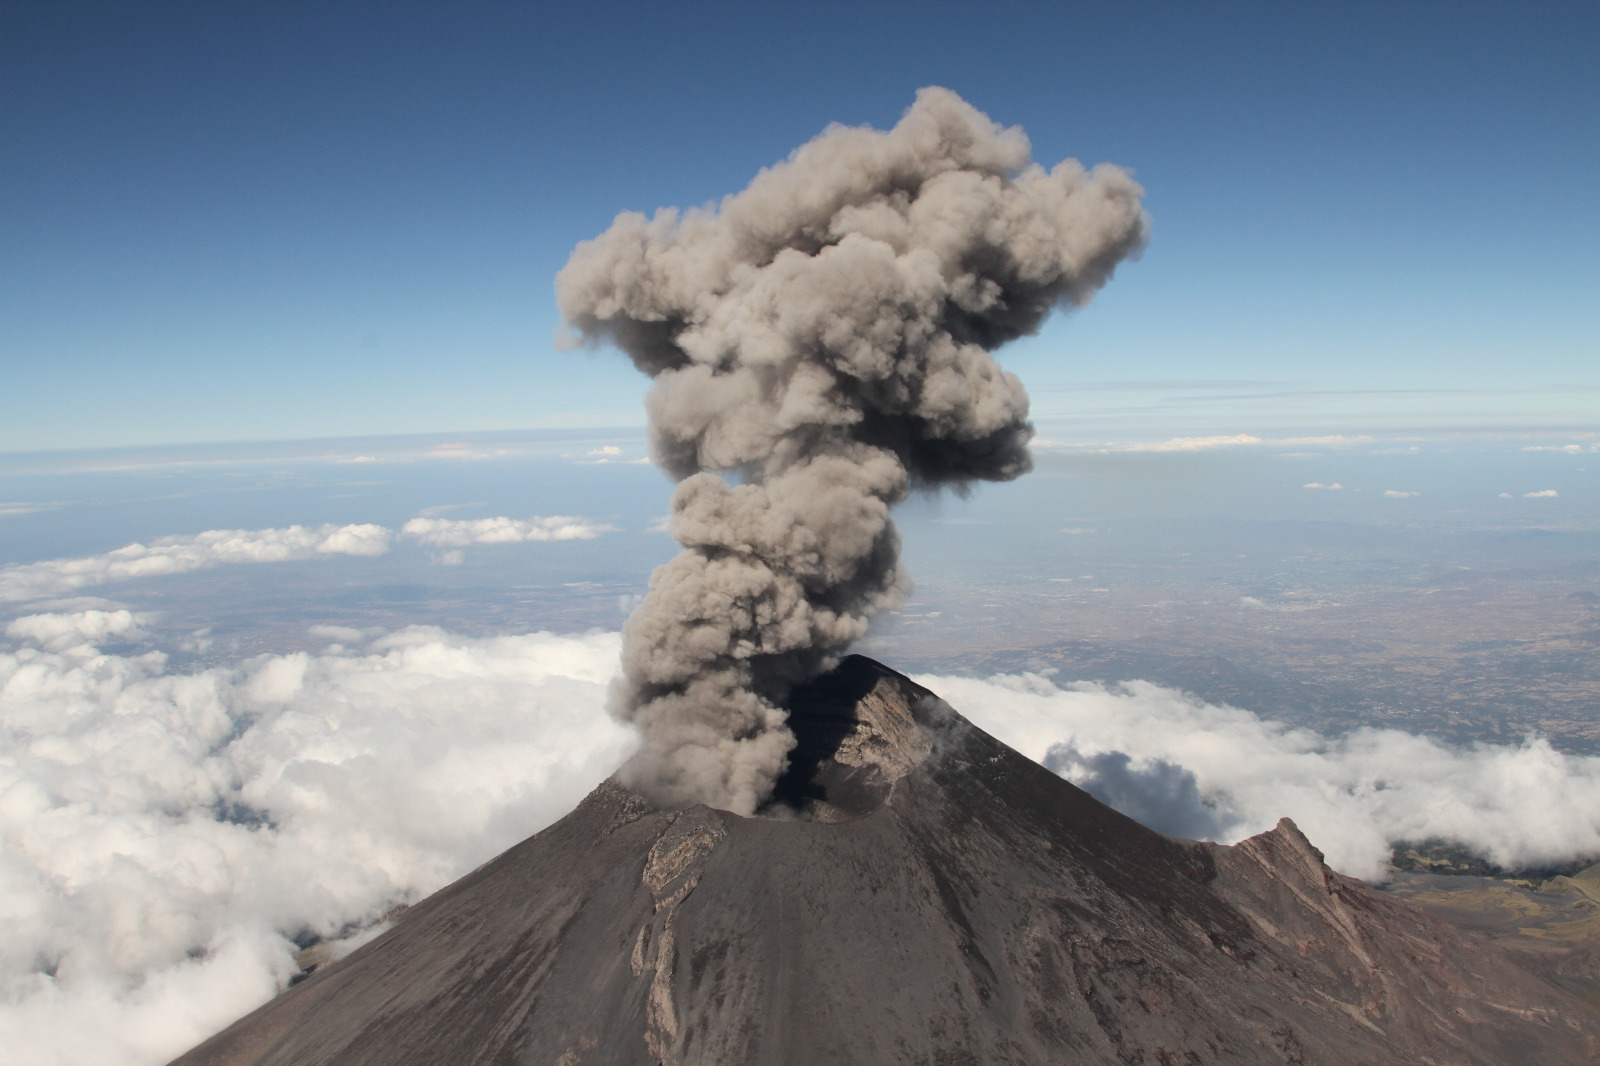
xmin=557 ymin=88 xmax=1147 ymax=812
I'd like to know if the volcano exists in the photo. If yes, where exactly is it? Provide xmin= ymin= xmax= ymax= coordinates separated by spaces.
xmin=172 ymin=656 xmax=1599 ymax=1065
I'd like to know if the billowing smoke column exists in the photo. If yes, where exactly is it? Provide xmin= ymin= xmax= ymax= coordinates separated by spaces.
xmin=557 ymin=88 xmax=1147 ymax=813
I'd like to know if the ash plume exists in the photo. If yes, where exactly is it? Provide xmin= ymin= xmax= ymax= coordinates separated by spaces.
xmin=557 ymin=87 xmax=1147 ymax=812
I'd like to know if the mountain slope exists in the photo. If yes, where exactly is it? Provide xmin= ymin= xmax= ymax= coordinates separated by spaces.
xmin=172 ymin=656 xmax=1600 ymax=1065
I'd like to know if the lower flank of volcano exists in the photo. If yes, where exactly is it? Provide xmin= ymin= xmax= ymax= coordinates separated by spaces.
xmin=172 ymin=656 xmax=1600 ymax=1065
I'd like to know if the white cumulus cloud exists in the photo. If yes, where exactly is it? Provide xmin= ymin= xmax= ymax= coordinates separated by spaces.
xmin=924 ymin=671 xmax=1600 ymax=883
xmin=5 ymin=609 xmax=149 ymax=652
xmin=1523 ymin=489 xmax=1560 ymax=498
xmin=0 ymin=525 xmax=392 ymax=603
xmin=400 ymin=515 xmax=614 ymax=547
xmin=1383 ymin=489 xmax=1419 ymax=498
xmin=1302 ymin=482 xmax=1343 ymax=490
xmin=0 ymin=513 xmax=617 ymax=603
xmin=0 ymin=617 xmax=632 ymax=1066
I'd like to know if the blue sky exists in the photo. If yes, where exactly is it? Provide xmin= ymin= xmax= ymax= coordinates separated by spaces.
xmin=4 ymin=0 xmax=1597 ymax=451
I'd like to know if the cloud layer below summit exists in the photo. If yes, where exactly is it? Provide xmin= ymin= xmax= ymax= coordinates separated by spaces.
xmin=6 ymin=612 xmax=1599 ymax=1065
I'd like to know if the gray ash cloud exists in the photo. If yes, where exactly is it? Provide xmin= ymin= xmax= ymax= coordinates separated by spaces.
xmin=557 ymin=88 xmax=1147 ymax=812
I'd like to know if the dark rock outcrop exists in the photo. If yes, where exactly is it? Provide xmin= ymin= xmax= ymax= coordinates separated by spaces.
xmin=172 ymin=656 xmax=1600 ymax=1065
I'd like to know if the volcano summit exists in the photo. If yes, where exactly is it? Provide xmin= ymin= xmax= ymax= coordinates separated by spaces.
xmin=173 ymin=657 xmax=1598 ymax=1065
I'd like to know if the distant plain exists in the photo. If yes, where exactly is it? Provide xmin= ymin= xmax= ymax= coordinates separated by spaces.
xmin=6 ymin=425 xmax=1592 ymax=750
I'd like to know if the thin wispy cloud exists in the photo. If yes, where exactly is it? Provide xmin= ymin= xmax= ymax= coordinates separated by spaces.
xmin=428 ymin=442 xmax=520 ymax=460
xmin=1302 ymin=482 xmax=1343 ymax=490
xmin=1034 ymin=433 xmax=1373 ymax=454
xmin=1383 ymin=490 xmax=1419 ymax=498
xmin=413 ymin=501 xmax=489 ymax=518
xmin=1120 ymin=434 xmax=1262 ymax=452
xmin=1033 ymin=379 xmax=1300 ymax=393
xmin=0 ymin=501 xmax=65 ymax=517
xmin=1278 ymin=435 xmax=1370 ymax=446
xmin=1144 ymin=386 xmax=1575 ymax=405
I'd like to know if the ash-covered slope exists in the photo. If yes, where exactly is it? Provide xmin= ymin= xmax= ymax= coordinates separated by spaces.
xmin=173 ymin=657 xmax=1599 ymax=1065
